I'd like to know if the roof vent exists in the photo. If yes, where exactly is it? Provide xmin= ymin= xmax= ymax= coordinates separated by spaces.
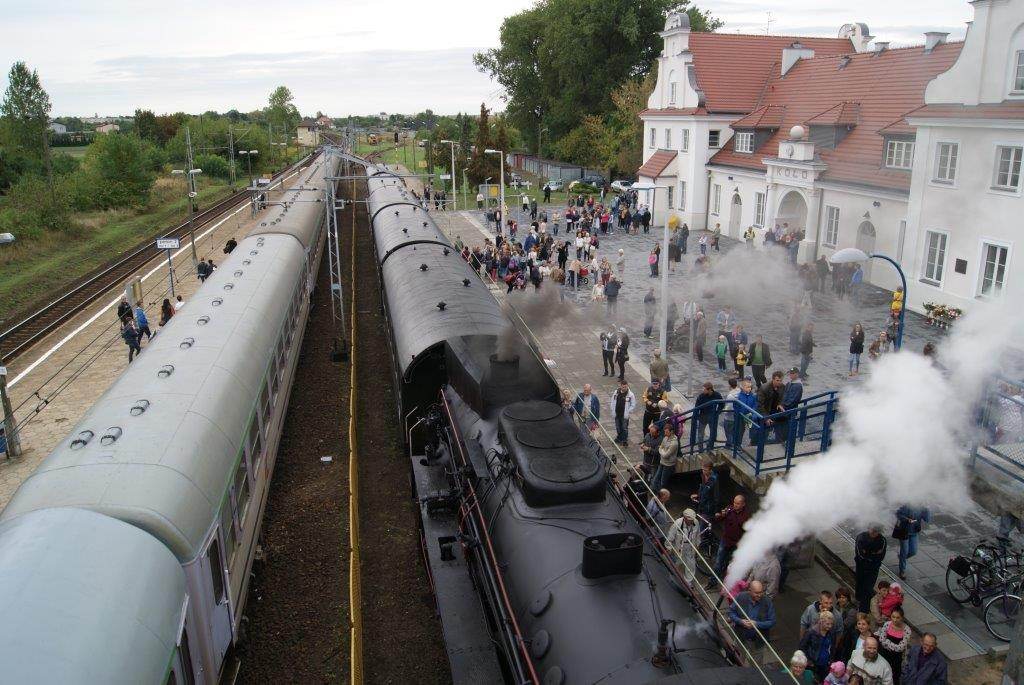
xmin=394 ymin=210 xmax=400 ymax=216
xmin=223 ymin=283 xmax=234 ymax=291
xmin=197 ymin=316 xmax=210 ymax=326
xmin=179 ymin=337 xmax=195 ymax=349
xmin=443 ymin=248 xmax=450 ymax=256
xmin=462 ymin=278 xmax=471 ymax=287
xmin=924 ymin=32 xmax=949 ymax=53
xmin=250 ymin=249 xmax=259 ymax=255
xmin=130 ymin=400 xmax=150 ymax=416
xmin=782 ymin=42 xmax=815 ymax=76
xmin=874 ymin=41 xmax=890 ymax=53
xmin=422 ymin=221 xmax=428 ymax=227
xmin=212 ymin=297 xmax=223 ymax=307
xmin=70 ymin=430 xmax=94 ymax=449
xmin=420 ymin=263 xmax=428 ymax=271
xmin=838 ymin=55 xmax=852 ymax=70
xmin=437 ymin=301 xmax=447 ymax=311
xmin=157 ymin=364 xmax=175 ymax=378
xmin=243 ymin=259 xmax=252 ymax=265
xmin=233 ymin=270 xmax=243 ymax=277
xmin=582 ymin=533 xmax=643 ymax=579
xmin=403 ymin=228 xmax=408 ymax=234
xmin=100 ymin=427 xmax=123 ymax=446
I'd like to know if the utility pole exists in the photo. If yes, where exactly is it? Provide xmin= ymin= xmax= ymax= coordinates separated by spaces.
xmin=0 ymin=365 xmax=22 ymax=458
xmin=184 ymin=127 xmax=199 ymax=265
xmin=228 ymin=125 xmax=237 ymax=188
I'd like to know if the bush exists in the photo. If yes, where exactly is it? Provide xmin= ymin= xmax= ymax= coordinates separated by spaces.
xmin=144 ymin=143 xmax=168 ymax=173
xmin=567 ymin=182 xmax=600 ymax=195
xmin=195 ymin=153 xmax=230 ymax=179
xmin=52 ymin=153 xmax=80 ymax=176
xmin=4 ymin=174 xmax=75 ymax=237
xmin=77 ymin=133 xmax=156 ymax=209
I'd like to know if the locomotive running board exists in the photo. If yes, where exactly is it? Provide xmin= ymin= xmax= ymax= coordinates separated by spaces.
xmin=410 ymin=445 xmax=504 ymax=683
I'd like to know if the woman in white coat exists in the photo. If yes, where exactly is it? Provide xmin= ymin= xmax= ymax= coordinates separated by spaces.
xmin=667 ymin=508 xmax=701 ymax=584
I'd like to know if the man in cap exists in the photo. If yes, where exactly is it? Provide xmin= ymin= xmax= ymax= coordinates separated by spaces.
xmin=600 ymin=327 xmax=616 ymax=376
xmin=642 ymin=378 xmax=666 ymax=434
xmin=667 ymin=508 xmax=701 ymax=583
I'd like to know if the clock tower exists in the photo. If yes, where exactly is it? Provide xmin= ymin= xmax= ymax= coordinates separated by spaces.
xmin=762 ymin=125 xmax=827 ymax=264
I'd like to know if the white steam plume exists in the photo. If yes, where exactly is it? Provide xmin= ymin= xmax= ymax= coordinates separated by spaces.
xmin=726 ymin=302 xmax=1024 ymax=586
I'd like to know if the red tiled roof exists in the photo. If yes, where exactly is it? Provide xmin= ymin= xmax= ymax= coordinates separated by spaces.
xmin=688 ymin=33 xmax=854 ymax=113
xmin=806 ymin=101 xmax=861 ymax=126
xmin=733 ymin=105 xmax=787 ymax=129
xmin=640 ymin=107 xmax=706 ymax=117
xmin=905 ymin=101 xmax=1024 ymax=120
xmin=709 ymin=43 xmax=963 ymax=191
xmin=638 ymin=150 xmax=678 ymax=178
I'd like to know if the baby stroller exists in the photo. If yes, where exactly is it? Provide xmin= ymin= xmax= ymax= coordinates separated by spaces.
xmin=578 ymin=266 xmax=591 ymax=286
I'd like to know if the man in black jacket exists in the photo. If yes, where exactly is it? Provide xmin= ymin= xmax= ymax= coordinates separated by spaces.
xmin=641 ymin=379 xmax=666 ymax=434
xmin=799 ymin=323 xmax=815 ymax=379
xmin=600 ymin=327 xmax=616 ymax=376
xmin=694 ymin=382 xmax=723 ymax=452
xmin=604 ymin=276 xmax=621 ymax=318
xmin=754 ymin=371 xmax=784 ymax=444
xmin=854 ymin=527 xmax=887 ymax=612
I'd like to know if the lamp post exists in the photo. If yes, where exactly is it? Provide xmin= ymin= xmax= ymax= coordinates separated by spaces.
xmin=171 ymin=166 xmax=203 ymax=264
xmin=462 ymin=167 xmax=469 ymax=211
xmin=484 ymin=148 xmax=505 ymax=230
xmin=440 ymin=139 xmax=457 ymax=211
xmin=829 ymin=247 xmax=907 ymax=350
xmin=238 ymin=149 xmax=258 ymax=187
xmin=632 ymin=182 xmax=672 ymax=359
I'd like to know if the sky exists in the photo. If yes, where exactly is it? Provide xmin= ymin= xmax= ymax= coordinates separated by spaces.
xmin=0 ymin=0 xmax=975 ymax=118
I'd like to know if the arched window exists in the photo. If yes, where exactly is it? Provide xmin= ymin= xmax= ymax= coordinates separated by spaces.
xmin=668 ymin=70 xmax=678 ymax=105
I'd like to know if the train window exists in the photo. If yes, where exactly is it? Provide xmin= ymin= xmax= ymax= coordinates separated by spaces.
xmin=233 ymin=456 xmax=250 ymax=527
xmin=179 ymin=625 xmax=196 ymax=685
xmin=270 ymin=367 xmax=280 ymax=400
xmin=259 ymin=381 xmax=270 ymax=428
xmin=207 ymin=539 xmax=227 ymax=605
xmin=247 ymin=418 xmax=262 ymax=471
xmin=166 ymin=671 xmax=176 ymax=685
xmin=220 ymin=502 xmax=235 ymax=553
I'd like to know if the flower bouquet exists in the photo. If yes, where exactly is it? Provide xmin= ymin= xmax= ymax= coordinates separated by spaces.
xmin=923 ymin=302 xmax=962 ymax=329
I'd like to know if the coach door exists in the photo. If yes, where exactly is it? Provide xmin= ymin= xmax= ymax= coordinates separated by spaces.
xmin=201 ymin=533 xmax=233 ymax=668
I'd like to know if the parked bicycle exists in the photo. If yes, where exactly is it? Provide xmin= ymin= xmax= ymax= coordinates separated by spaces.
xmin=946 ymin=538 xmax=1024 ymax=606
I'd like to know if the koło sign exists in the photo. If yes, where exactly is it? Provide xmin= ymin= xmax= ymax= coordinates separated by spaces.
xmin=156 ymin=238 xmax=181 ymax=250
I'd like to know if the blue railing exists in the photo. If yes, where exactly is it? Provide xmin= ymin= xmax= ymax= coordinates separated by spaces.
xmin=971 ymin=376 xmax=1024 ymax=483
xmin=665 ymin=390 xmax=839 ymax=476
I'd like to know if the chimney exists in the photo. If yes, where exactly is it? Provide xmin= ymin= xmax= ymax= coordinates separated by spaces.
xmin=782 ymin=42 xmax=816 ymax=76
xmin=874 ymin=41 xmax=890 ymax=53
xmin=924 ymin=31 xmax=949 ymax=52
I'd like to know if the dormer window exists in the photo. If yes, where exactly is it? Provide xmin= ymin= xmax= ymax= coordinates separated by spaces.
xmin=1014 ymin=51 xmax=1024 ymax=92
xmin=734 ymin=132 xmax=754 ymax=154
xmin=708 ymin=130 xmax=721 ymax=148
xmin=884 ymin=139 xmax=914 ymax=170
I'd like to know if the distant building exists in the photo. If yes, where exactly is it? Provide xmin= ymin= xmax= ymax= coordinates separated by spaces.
xmin=316 ymin=115 xmax=333 ymax=130
xmin=95 ymin=122 xmax=120 ymax=134
xmin=297 ymin=119 xmax=320 ymax=146
xmin=48 ymin=122 xmax=67 ymax=135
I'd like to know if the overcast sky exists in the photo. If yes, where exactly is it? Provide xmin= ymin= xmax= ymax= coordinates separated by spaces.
xmin=0 ymin=0 xmax=974 ymax=117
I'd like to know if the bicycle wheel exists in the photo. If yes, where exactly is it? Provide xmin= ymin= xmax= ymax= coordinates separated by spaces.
xmin=946 ymin=565 xmax=978 ymax=604
xmin=984 ymin=594 xmax=1022 ymax=642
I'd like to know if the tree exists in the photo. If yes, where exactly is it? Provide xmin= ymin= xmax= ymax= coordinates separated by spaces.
xmin=134 ymin=109 xmax=158 ymax=143
xmin=266 ymin=85 xmax=299 ymax=134
xmin=1 ymin=61 xmax=53 ymax=186
xmin=78 ymin=133 xmax=156 ymax=209
xmin=466 ymin=104 xmax=495 ymax=186
xmin=475 ymin=1 xmax=720 ymax=151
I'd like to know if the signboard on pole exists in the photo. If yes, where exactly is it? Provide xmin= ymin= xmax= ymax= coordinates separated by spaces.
xmin=156 ymin=238 xmax=181 ymax=250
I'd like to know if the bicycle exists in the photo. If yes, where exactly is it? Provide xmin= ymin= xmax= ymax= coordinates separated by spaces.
xmin=947 ymin=539 xmax=1024 ymax=606
xmin=984 ymin=591 xmax=1022 ymax=641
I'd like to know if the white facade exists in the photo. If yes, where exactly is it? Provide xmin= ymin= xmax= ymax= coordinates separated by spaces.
xmin=902 ymin=0 xmax=1024 ymax=314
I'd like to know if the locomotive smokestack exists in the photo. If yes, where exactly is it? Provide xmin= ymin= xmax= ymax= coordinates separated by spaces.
xmin=651 ymin=619 xmax=672 ymax=668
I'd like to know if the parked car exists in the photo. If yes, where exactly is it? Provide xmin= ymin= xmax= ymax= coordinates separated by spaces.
xmin=581 ymin=174 xmax=606 ymax=187
xmin=544 ymin=179 xmax=564 ymax=191
xmin=611 ymin=180 xmax=633 ymax=193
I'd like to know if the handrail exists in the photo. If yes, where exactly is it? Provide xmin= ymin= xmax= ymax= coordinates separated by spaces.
xmin=439 ymin=389 xmax=541 ymax=685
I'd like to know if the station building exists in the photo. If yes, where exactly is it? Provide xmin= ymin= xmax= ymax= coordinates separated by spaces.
xmin=640 ymin=1 xmax=1024 ymax=315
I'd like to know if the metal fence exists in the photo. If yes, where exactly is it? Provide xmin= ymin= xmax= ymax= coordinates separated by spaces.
xmin=972 ymin=377 xmax=1024 ymax=483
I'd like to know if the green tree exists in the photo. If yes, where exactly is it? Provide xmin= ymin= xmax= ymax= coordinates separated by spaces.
xmin=1 ymin=61 xmax=53 ymax=185
xmin=474 ymin=1 xmax=720 ymax=152
xmin=466 ymin=104 xmax=494 ymax=186
xmin=77 ymin=134 xmax=156 ymax=209
xmin=134 ymin=109 xmax=158 ymax=143
xmin=266 ymin=85 xmax=299 ymax=134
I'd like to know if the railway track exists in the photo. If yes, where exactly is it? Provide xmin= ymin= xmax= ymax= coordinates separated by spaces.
xmin=0 ymin=154 xmax=315 ymax=364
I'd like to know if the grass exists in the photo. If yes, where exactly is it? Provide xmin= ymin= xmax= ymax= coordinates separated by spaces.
xmin=0 ymin=175 xmax=234 ymax=323
xmin=54 ymin=146 xmax=89 ymax=158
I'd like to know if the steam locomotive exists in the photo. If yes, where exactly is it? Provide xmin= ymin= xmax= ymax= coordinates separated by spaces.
xmin=365 ymin=164 xmax=787 ymax=684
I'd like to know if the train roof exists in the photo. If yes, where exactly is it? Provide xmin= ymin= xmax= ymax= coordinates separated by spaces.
xmin=248 ymin=156 xmax=337 ymax=250
xmin=0 ymin=232 xmax=303 ymax=560
xmin=0 ymin=507 xmax=185 ymax=684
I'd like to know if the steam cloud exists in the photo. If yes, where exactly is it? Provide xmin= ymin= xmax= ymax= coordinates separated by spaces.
xmin=725 ymin=302 xmax=1024 ymax=586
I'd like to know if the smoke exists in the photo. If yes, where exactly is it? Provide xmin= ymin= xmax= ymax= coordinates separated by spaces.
xmin=496 ymin=283 xmax=582 ymax=361
xmin=691 ymin=244 xmax=803 ymax=311
xmin=725 ymin=302 xmax=1024 ymax=586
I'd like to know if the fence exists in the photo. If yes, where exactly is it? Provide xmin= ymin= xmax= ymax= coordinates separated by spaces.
xmin=972 ymin=376 xmax=1024 ymax=483
xmin=661 ymin=391 xmax=839 ymax=477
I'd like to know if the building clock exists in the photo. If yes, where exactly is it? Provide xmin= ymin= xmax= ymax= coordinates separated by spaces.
xmin=783 ymin=144 xmax=794 ymax=158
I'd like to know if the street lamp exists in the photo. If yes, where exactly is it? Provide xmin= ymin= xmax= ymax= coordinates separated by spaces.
xmin=830 ymin=247 xmax=907 ymax=350
xmin=172 ymin=167 xmax=203 ymax=264
xmin=462 ymin=167 xmax=469 ymax=211
xmin=238 ymin=149 xmax=258 ymax=187
xmin=484 ymin=148 xmax=505 ymax=231
xmin=440 ymin=140 xmax=457 ymax=211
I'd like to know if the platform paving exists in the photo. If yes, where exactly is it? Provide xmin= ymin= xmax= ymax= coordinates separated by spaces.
xmin=438 ymin=203 xmax=1014 ymax=665
xmin=0 ymin=173 xmax=307 ymax=508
